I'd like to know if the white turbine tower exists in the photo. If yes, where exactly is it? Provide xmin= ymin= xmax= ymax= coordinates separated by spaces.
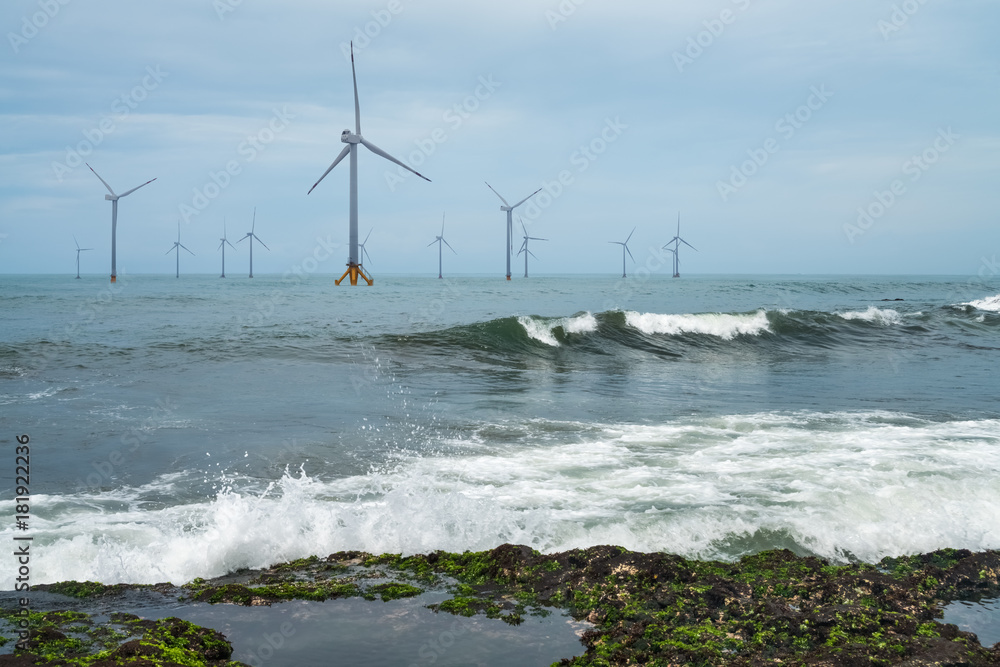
xmin=308 ymin=42 xmax=431 ymax=287
xmin=427 ymin=213 xmax=456 ymax=279
xmin=610 ymin=227 xmax=636 ymax=278
xmin=663 ymin=212 xmax=697 ymax=278
xmin=485 ymin=182 xmax=541 ymax=280
xmin=166 ymin=222 xmax=194 ymax=278
xmin=218 ymin=219 xmax=236 ymax=278
xmin=237 ymin=208 xmax=269 ymax=278
xmin=86 ymin=163 xmax=156 ymax=283
xmin=73 ymin=236 xmax=92 ymax=279
xmin=517 ymin=218 xmax=547 ymax=278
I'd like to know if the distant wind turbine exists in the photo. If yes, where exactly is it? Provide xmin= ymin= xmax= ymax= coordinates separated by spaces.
xmin=307 ymin=42 xmax=431 ymax=286
xmin=237 ymin=208 xmax=269 ymax=278
xmin=358 ymin=228 xmax=373 ymax=268
xmin=610 ymin=227 xmax=636 ymax=278
xmin=427 ymin=213 xmax=456 ymax=279
xmin=517 ymin=218 xmax=547 ymax=278
xmin=166 ymin=221 xmax=195 ymax=278
xmin=218 ymin=219 xmax=236 ymax=278
xmin=663 ymin=212 xmax=697 ymax=278
xmin=485 ymin=182 xmax=541 ymax=280
xmin=86 ymin=163 xmax=156 ymax=283
xmin=73 ymin=236 xmax=92 ymax=279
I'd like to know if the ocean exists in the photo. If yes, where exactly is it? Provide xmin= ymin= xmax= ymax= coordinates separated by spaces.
xmin=2 ymin=273 xmax=999 ymax=589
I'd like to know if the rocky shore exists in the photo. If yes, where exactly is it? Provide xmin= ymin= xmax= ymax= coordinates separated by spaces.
xmin=2 ymin=546 xmax=999 ymax=666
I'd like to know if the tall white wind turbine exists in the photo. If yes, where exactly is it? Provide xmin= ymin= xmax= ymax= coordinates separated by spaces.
xmin=87 ymin=163 xmax=156 ymax=283
xmin=237 ymin=208 xmax=269 ymax=278
xmin=663 ymin=212 xmax=697 ymax=278
xmin=166 ymin=221 xmax=195 ymax=278
xmin=517 ymin=218 xmax=547 ymax=278
xmin=610 ymin=227 xmax=636 ymax=278
xmin=218 ymin=219 xmax=236 ymax=278
xmin=307 ymin=42 xmax=431 ymax=286
xmin=485 ymin=182 xmax=541 ymax=280
xmin=73 ymin=236 xmax=92 ymax=279
xmin=426 ymin=213 xmax=456 ymax=279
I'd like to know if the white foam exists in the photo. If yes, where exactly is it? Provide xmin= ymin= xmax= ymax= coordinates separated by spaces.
xmin=518 ymin=313 xmax=598 ymax=347
xmin=7 ymin=412 xmax=1000 ymax=586
xmin=964 ymin=294 xmax=1000 ymax=313
xmin=624 ymin=310 xmax=771 ymax=339
xmin=838 ymin=307 xmax=903 ymax=325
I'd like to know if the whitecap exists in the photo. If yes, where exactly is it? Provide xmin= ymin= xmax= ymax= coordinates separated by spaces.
xmin=624 ymin=310 xmax=771 ymax=340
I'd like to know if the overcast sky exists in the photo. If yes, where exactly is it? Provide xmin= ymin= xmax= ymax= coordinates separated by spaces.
xmin=1 ymin=0 xmax=997 ymax=277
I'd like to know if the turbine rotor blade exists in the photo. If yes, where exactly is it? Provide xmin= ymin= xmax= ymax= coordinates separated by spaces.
xmin=626 ymin=226 xmax=636 ymax=244
xmin=363 ymin=228 xmax=373 ymax=245
xmin=511 ymin=188 xmax=542 ymax=210
xmin=86 ymin=163 xmax=117 ymax=197
xmin=443 ymin=239 xmax=456 ymax=254
xmin=118 ymin=178 xmax=156 ymax=198
xmin=484 ymin=182 xmax=510 ymax=207
xmin=427 ymin=239 xmax=439 ymax=248
xmin=351 ymin=42 xmax=361 ymax=136
xmin=180 ymin=244 xmax=194 ymax=255
xmin=680 ymin=239 xmax=697 ymax=251
xmin=308 ymin=145 xmax=352 ymax=194
xmin=360 ymin=138 xmax=430 ymax=182
xmin=626 ymin=246 xmax=636 ymax=262
xmin=254 ymin=235 xmax=270 ymax=251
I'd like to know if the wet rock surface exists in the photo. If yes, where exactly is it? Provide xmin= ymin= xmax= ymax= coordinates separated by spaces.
xmin=2 ymin=546 xmax=999 ymax=666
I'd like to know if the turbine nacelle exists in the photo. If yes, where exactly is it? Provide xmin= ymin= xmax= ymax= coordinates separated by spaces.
xmin=341 ymin=130 xmax=361 ymax=144
xmin=105 ymin=194 xmax=118 ymax=201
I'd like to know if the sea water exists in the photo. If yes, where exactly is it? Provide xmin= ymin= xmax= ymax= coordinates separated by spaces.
xmin=1 ymin=274 xmax=998 ymax=587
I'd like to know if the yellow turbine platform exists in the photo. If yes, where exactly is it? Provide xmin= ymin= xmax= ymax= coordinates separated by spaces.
xmin=336 ymin=263 xmax=373 ymax=286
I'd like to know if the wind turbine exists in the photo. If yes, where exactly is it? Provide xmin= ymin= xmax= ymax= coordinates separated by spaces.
xmin=307 ymin=42 xmax=431 ymax=286
xmin=358 ymin=228 xmax=374 ymax=268
xmin=663 ymin=212 xmax=697 ymax=278
xmin=517 ymin=218 xmax=547 ymax=278
xmin=237 ymin=208 xmax=269 ymax=278
xmin=485 ymin=182 xmax=541 ymax=280
xmin=218 ymin=219 xmax=236 ymax=278
xmin=166 ymin=222 xmax=195 ymax=278
xmin=426 ymin=213 xmax=456 ymax=279
xmin=86 ymin=163 xmax=156 ymax=283
xmin=610 ymin=227 xmax=636 ymax=278
xmin=73 ymin=236 xmax=92 ymax=279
